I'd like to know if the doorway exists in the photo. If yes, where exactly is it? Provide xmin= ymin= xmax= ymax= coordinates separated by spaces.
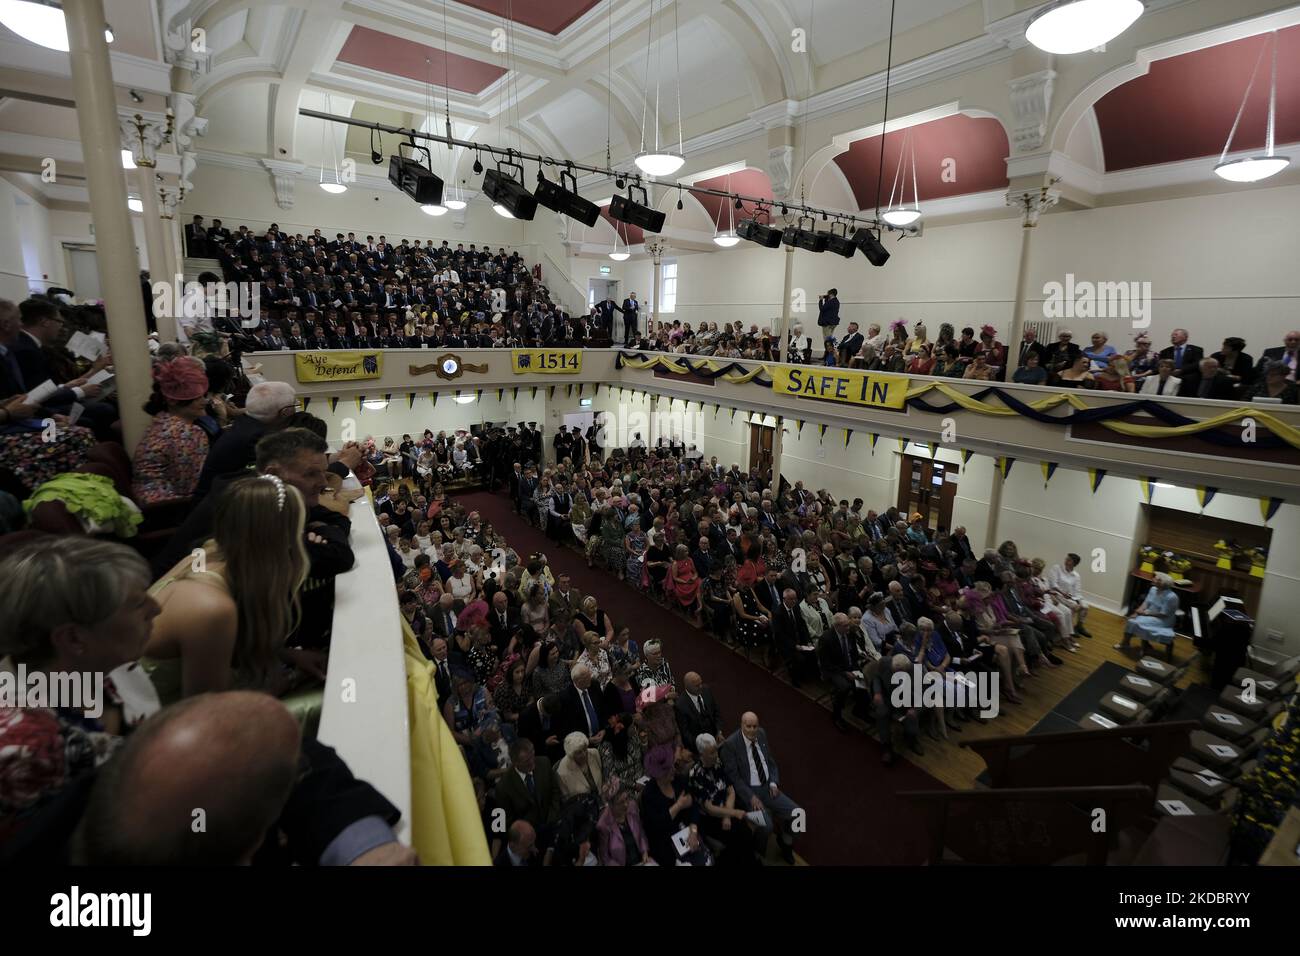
xmin=587 ymin=278 xmax=619 ymax=309
xmin=749 ymin=423 xmax=774 ymax=478
xmin=65 ymin=245 xmax=102 ymax=300
xmin=897 ymin=454 xmax=959 ymax=531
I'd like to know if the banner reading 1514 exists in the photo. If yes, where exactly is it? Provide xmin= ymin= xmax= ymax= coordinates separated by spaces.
xmin=769 ymin=365 xmax=909 ymax=410
xmin=512 ymin=349 xmax=582 ymax=374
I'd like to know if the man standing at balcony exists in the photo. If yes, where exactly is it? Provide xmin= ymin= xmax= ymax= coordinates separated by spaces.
xmin=817 ymin=288 xmax=840 ymax=345
xmin=620 ymin=292 xmax=640 ymax=347
xmin=1159 ymin=328 xmax=1204 ymax=397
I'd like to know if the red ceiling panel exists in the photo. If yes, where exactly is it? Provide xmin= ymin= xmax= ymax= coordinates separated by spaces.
xmin=599 ymin=205 xmax=644 ymax=247
xmin=454 ymin=1 xmax=602 ymax=35
xmin=832 ymin=113 xmax=1009 ymax=210
xmin=1093 ymin=26 xmax=1300 ymax=172
xmin=692 ymin=168 xmax=774 ymax=230
xmin=336 ymin=26 xmax=506 ymax=95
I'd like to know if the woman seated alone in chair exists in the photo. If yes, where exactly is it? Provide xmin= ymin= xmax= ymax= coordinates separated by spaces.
xmin=1116 ymin=572 xmax=1180 ymax=662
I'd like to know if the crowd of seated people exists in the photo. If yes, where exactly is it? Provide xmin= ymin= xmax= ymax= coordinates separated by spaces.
xmin=0 ymin=294 xmax=425 ymax=864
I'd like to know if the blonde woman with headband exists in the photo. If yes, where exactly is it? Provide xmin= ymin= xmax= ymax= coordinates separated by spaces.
xmin=142 ymin=474 xmax=310 ymax=706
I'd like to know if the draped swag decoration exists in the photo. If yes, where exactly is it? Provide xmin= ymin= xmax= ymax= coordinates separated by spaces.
xmin=615 ymin=352 xmax=1300 ymax=451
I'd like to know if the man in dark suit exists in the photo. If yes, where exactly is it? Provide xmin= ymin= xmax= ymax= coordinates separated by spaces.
xmin=819 ymin=612 xmax=870 ymax=731
xmin=1194 ymin=357 xmax=1238 ymax=401
xmin=487 ymin=591 xmax=520 ymax=653
xmin=675 ymin=672 xmax=722 ymax=753
xmin=1015 ymin=328 xmax=1047 ymax=370
xmin=816 ymin=288 xmax=840 ymax=342
xmin=1256 ymin=330 xmax=1299 ymax=383
xmin=619 ymin=292 xmax=640 ymax=346
xmin=719 ymin=712 xmax=801 ymax=864
xmin=495 ymin=739 xmax=560 ymax=839
xmin=494 ymin=820 xmax=540 ymax=866
xmin=771 ymin=587 xmax=813 ymax=688
xmin=837 ymin=321 xmax=864 ymax=364
xmin=548 ymin=573 xmax=583 ymax=619
xmin=184 ymin=214 xmax=210 ymax=256
xmin=1158 ymin=328 xmax=1204 ymax=396
xmin=555 ymin=663 xmax=607 ymax=743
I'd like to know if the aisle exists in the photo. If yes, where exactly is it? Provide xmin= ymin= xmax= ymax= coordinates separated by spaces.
xmin=460 ymin=490 xmax=945 ymax=865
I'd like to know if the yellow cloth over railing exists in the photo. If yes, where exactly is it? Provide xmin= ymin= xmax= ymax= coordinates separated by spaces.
xmin=402 ymin=619 xmax=492 ymax=865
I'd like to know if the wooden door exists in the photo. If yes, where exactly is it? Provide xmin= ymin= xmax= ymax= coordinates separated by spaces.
xmin=749 ymin=424 xmax=774 ymax=477
xmin=897 ymin=455 xmax=959 ymax=532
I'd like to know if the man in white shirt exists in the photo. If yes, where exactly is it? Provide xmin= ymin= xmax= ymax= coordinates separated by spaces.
xmin=719 ymin=711 xmax=801 ymax=864
xmin=1045 ymin=552 xmax=1091 ymax=637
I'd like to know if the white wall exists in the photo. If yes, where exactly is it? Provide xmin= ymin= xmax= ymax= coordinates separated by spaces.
xmin=610 ymin=181 xmax=1300 ymax=352
xmin=0 ymin=177 xmax=67 ymax=298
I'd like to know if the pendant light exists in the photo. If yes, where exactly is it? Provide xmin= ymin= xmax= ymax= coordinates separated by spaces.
xmin=609 ymin=220 xmax=631 ymax=261
xmin=713 ymin=175 xmax=739 ymax=247
xmin=0 ymin=1 xmax=114 ymax=52
xmin=1214 ymin=32 xmax=1290 ymax=183
xmin=634 ymin=0 xmax=685 ymax=177
xmin=881 ymin=128 xmax=921 ymax=227
xmin=1025 ymin=0 xmax=1144 ymax=56
xmin=317 ymin=93 xmax=347 ymax=194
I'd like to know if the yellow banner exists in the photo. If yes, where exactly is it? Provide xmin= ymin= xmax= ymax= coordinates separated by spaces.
xmin=512 ymin=349 xmax=582 ymax=374
xmin=770 ymin=365 xmax=909 ymax=410
xmin=294 ymin=351 xmax=383 ymax=383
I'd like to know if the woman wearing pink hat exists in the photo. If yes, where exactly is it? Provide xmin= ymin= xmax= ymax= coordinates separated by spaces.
xmin=132 ymin=357 xmax=211 ymax=505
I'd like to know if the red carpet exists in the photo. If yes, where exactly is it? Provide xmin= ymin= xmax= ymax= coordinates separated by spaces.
xmin=460 ymin=490 xmax=946 ymax=865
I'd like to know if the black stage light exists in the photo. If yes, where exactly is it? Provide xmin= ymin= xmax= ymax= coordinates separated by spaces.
xmin=483 ymin=159 xmax=537 ymax=220
xmin=853 ymin=226 xmax=890 ymax=267
xmin=388 ymin=141 xmax=444 ymax=205
xmin=822 ymin=221 xmax=856 ymax=259
xmin=736 ymin=218 xmax=782 ymax=248
xmin=609 ymin=183 xmax=665 ymax=232
xmin=781 ymin=215 xmax=827 ymax=253
xmin=534 ymin=166 xmax=599 ymax=227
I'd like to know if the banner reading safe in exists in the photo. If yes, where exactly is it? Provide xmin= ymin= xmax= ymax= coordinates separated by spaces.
xmin=769 ymin=366 xmax=909 ymax=410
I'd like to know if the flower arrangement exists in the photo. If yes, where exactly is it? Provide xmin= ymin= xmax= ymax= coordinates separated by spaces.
xmin=1248 ymin=546 xmax=1268 ymax=578
xmin=1138 ymin=545 xmax=1161 ymax=573
xmin=1164 ymin=552 xmax=1192 ymax=577
xmin=1213 ymin=539 xmax=1236 ymax=570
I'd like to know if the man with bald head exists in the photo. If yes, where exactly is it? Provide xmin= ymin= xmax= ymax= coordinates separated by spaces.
xmin=73 ymin=692 xmax=413 ymax=865
xmin=719 ymin=711 xmax=801 ymax=864
xmin=674 ymin=671 xmax=722 ymax=754
xmin=494 ymin=820 xmax=539 ymax=867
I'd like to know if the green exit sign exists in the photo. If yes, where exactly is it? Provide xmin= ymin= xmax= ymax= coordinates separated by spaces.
xmin=599 ymin=265 xmax=611 ymax=274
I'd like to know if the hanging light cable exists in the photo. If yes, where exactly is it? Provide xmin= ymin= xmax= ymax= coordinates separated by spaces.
xmin=713 ymin=172 xmax=739 ymax=246
xmin=318 ymin=94 xmax=348 ymax=193
xmin=1214 ymin=32 xmax=1290 ymax=183
xmin=609 ymin=219 xmax=631 ymax=260
xmin=882 ymin=128 xmax=921 ymax=226
xmin=440 ymin=0 xmax=466 ymax=209
xmin=635 ymin=0 xmax=685 ymax=177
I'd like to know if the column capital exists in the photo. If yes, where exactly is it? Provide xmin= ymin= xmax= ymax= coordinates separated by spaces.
xmin=1005 ymin=180 xmax=1061 ymax=227
xmin=261 ymin=158 xmax=305 ymax=209
xmin=119 ymin=110 xmax=175 ymax=168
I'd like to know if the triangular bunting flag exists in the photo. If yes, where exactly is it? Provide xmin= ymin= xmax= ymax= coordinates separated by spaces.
xmin=796 ymin=419 xmax=805 ymax=435
xmin=818 ymin=423 xmax=828 ymax=443
xmin=512 ymin=387 xmax=518 ymax=400
xmin=566 ymin=384 xmax=573 ymax=398
xmin=355 ymin=395 xmax=364 ymax=412
xmin=408 ymin=393 xmax=416 ymax=409
xmin=928 ymin=442 xmax=938 ymax=458
xmin=869 ymin=433 xmax=879 ymax=454
xmin=302 ymin=397 xmax=311 ymax=411
xmin=897 ymin=437 xmax=905 ymax=452
xmin=713 ymin=404 xmax=719 ymax=418
xmin=843 ymin=428 xmax=852 ymax=448
xmin=383 ymin=393 xmax=391 ymax=405
xmin=1197 ymin=486 xmax=1217 ymax=510
xmin=474 ymin=389 xmax=482 ymax=401
xmin=531 ymin=387 xmax=537 ymax=400
xmin=455 ymin=390 xmax=462 ymax=402
xmin=997 ymin=457 xmax=1015 ymax=479
xmin=329 ymin=396 xmax=338 ymax=413
xmin=1139 ymin=477 xmax=1155 ymax=504
xmin=960 ymin=448 xmax=973 ymax=465
xmin=1088 ymin=468 xmax=1106 ymax=493
xmin=1260 ymin=497 xmax=1284 ymax=522
xmin=430 ymin=392 xmax=438 ymax=407
xmin=730 ymin=408 xmax=737 ymax=422
xmin=548 ymin=386 xmax=555 ymax=399
xmin=497 ymin=389 xmax=504 ymax=402
xmin=1040 ymin=461 xmax=1057 ymax=487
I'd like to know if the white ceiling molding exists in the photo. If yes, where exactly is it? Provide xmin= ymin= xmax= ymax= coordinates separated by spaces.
xmin=1 ymin=131 xmax=182 ymax=176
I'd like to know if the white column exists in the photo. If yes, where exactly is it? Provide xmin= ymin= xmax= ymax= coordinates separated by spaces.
xmin=776 ymin=244 xmax=795 ymax=361
xmin=986 ymin=464 xmax=1004 ymax=551
xmin=1005 ymin=184 xmax=1059 ymax=378
xmin=66 ymin=0 xmax=151 ymax=452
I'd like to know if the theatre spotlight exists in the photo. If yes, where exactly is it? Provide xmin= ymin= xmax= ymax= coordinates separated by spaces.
xmin=853 ymin=226 xmax=890 ymax=267
xmin=609 ymin=183 xmax=665 ymax=233
xmin=736 ymin=218 xmax=782 ymax=248
xmin=534 ymin=165 xmax=600 ymax=227
xmin=822 ymin=221 xmax=856 ymax=259
xmin=482 ymin=156 xmax=537 ymax=220
xmin=781 ymin=216 xmax=827 ymax=253
xmin=388 ymin=141 xmax=444 ymax=206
